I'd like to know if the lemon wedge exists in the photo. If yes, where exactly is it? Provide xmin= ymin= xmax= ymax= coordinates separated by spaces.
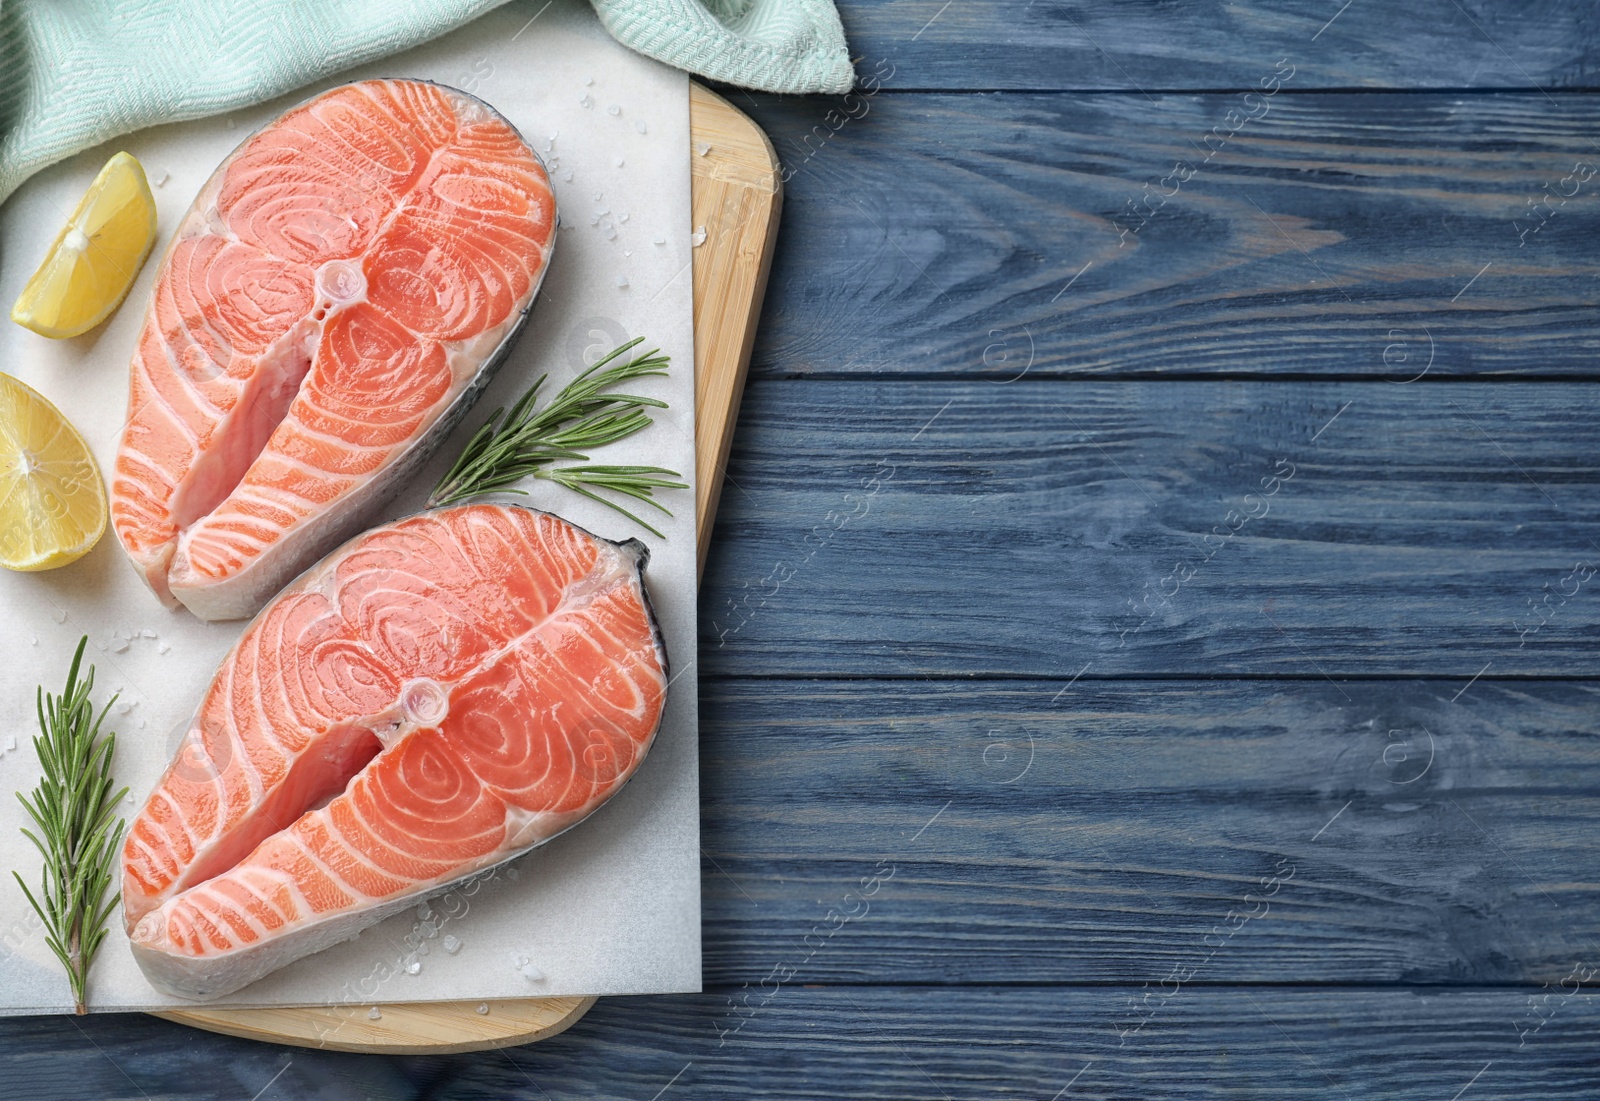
xmin=0 ymin=373 xmax=107 ymax=571
xmin=11 ymin=151 xmax=157 ymax=339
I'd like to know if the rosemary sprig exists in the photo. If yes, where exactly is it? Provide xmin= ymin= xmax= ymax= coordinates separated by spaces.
xmin=429 ymin=337 xmax=688 ymax=537
xmin=13 ymin=637 xmax=127 ymax=1015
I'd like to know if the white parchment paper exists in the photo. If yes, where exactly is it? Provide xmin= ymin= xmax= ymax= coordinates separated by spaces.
xmin=0 ymin=0 xmax=700 ymax=1013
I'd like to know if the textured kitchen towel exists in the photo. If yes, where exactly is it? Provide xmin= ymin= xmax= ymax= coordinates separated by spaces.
xmin=0 ymin=0 xmax=852 ymax=206
xmin=592 ymin=0 xmax=854 ymax=96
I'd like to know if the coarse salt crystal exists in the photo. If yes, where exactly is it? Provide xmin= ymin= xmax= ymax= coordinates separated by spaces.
xmin=695 ymin=142 xmax=711 ymax=156
xmin=634 ymin=120 xmax=647 ymax=134
xmin=368 ymin=1007 xmax=382 ymax=1020
xmin=443 ymin=935 xmax=462 ymax=954
xmin=615 ymin=275 xmax=629 ymax=288
xmin=520 ymin=963 xmax=545 ymax=982
xmin=477 ymin=1003 xmax=490 ymax=1014
xmin=691 ymin=226 xmax=707 ymax=247
xmin=606 ymin=104 xmax=620 ymax=116
xmin=579 ymin=94 xmax=593 ymax=108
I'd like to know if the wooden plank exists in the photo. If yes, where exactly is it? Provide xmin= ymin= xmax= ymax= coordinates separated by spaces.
xmin=834 ymin=0 xmax=1600 ymax=91
xmin=156 ymin=82 xmax=778 ymax=1055
xmin=700 ymin=378 xmax=1600 ymax=677
xmin=736 ymin=92 xmax=1600 ymax=380
xmin=693 ymin=678 xmax=1600 ymax=985
xmin=11 ymin=986 xmax=1600 ymax=1098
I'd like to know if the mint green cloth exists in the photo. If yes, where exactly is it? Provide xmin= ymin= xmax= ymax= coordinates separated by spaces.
xmin=0 ymin=0 xmax=851 ymax=206
xmin=592 ymin=0 xmax=853 ymax=96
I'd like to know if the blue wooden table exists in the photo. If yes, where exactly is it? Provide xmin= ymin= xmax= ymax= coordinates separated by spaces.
xmin=11 ymin=1 xmax=1600 ymax=1096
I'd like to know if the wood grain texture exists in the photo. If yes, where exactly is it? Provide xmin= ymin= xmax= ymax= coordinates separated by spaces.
xmin=694 ymin=678 xmax=1600 ymax=985
xmin=691 ymin=83 xmax=783 ymax=578
xmin=836 ymin=0 xmax=1600 ymax=91
xmin=700 ymin=378 xmax=1600 ymax=677
xmin=151 ymin=998 xmax=595 ymax=1056
xmin=10 ymin=987 xmax=1600 ymax=1099
xmin=735 ymin=92 xmax=1600 ymax=380
xmin=156 ymin=82 xmax=776 ymax=1056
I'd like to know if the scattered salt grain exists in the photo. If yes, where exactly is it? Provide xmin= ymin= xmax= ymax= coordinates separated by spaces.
xmin=476 ymin=1003 xmax=490 ymax=1015
xmin=589 ymin=213 xmax=600 ymax=226
xmin=112 ymin=638 xmax=129 ymax=653
xmin=583 ymin=76 xmax=593 ymax=86
xmin=606 ymin=104 xmax=620 ymax=116
xmin=416 ymin=903 xmax=432 ymax=921
xmin=579 ymin=94 xmax=593 ymax=109
xmin=405 ymin=959 xmax=421 ymax=975
xmin=563 ymin=171 xmax=573 ymax=182
xmin=419 ymin=921 xmax=437 ymax=938
xmin=367 ymin=1007 xmax=382 ymax=1020
xmin=614 ymin=275 xmax=629 ymax=288
xmin=51 ymin=608 xmax=66 ymax=624
xmin=624 ymin=249 xmax=632 ymax=257
xmin=157 ymin=642 xmax=171 ymax=654
xmin=443 ymin=935 xmax=462 ymax=955
xmin=593 ymin=190 xmax=604 ymax=201
xmin=548 ymin=130 xmax=558 ymax=142
xmin=634 ymin=120 xmax=647 ymax=134
xmin=138 ymin=719 xmax=146 ymax=729
xmin=691 ymin=226 xmax=707 ymax=247
xmin=653 ymin=235 xmax=666 ymax=246
xmin=418 ymin=942 xmax=430 ymax=956
xmin=30 ymin=635 xmax=37 ymax=646
xmin=619 ymin=213 xmax=629 ymax=223
xmin=615 ymin=158 xmax=625 ymax=168
xmin=506 ymin=866 xmax=520 ymax=881
xmin=695 ymin=141 xmax=711 ymax=156
xmin=604 ymin=227 xmax=617 ymax=240
xmin=141 ymin=628 xmax=158 ymax=638
xmin=153 ymin=171 xmax=170 ymax=188
xmin=5 ymin=735 xmax=15 ymax=752
xmin=520 ymin=963 xmax=545 ymax=982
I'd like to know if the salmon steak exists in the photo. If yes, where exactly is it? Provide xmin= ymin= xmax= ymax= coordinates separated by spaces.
xmin=110 ymin=79 xmax=556 ymax=621
xmin=121 ymin=504 xmax=668 ymax=1000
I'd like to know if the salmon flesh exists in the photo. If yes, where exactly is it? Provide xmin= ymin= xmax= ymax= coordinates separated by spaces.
xmin=121 ymin=504 xmax=668 ymax=1000
xmin=111 ymin=79 xmax=556 ymax=620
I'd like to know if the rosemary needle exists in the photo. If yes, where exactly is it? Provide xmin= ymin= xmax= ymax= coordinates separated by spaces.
xmin=429 ymin=337 xmax=688 ymax=536
xmin=13 ymin=636 xmax=127 ymax=1015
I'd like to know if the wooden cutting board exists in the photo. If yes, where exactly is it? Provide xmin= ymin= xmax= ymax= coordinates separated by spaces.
xmin=150 ymin=81 xmax=781 ymax=1055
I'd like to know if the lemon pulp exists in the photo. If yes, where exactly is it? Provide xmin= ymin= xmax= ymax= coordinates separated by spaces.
xmin=0 ymin=372 xmax=107 ymax=571
xmin=11 ymin=151 xmax=158 ymax=339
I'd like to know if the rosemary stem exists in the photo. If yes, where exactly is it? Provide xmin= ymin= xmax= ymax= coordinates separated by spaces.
xmin=428 ymin=339 xmax=686 ymax=535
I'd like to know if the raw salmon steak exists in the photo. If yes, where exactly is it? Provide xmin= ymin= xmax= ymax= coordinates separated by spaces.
xmin=121 ymin=504 xmax=668 ymax=1001
xmin=111 ymin=79 xmax=556 ymax=621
